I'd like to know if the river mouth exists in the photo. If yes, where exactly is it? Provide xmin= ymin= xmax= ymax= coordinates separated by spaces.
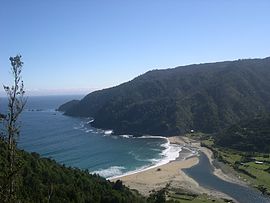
xmin=183 ymin=152 xmax=270 ymax=203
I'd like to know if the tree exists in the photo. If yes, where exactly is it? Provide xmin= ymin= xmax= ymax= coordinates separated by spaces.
xmin=1 ymin=55 xmax=26 ymax=202
xmin=147 ymin=184 xmax=170 ymax=203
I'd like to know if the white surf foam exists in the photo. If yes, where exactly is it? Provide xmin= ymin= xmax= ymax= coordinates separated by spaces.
xmin=104 ymin=130 xmax=113 ymax=135
xmin=92 ymin=166 xmax=126 ymax=178
xmin=136 ymin=135 xmax=167 ymax=139
xmin=73 ymin=123 xmax=186 ymax=180
xmin=108 ymin=136 xmax=183 ymax=180
xmin=87 ymin=119 xmax=94 ymax=124
xmin=119 ymin=134 xmax=134 ymax=138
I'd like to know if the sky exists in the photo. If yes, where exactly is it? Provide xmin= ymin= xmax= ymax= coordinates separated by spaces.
xmin=1 ymin=0 xmax=270 ymax=96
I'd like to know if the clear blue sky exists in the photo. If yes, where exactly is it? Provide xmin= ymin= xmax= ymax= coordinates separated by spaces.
xmin=1 ymin=0 xmax=270 ymax=96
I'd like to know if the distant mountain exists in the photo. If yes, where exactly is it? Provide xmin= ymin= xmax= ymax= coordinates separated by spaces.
xmin=57 ymin=99 xmax=79 ymax=112
xmin=59 ymin=57 xmax=270 ymax=136
xmin=215 ymin=115 xmax=270 ymax=153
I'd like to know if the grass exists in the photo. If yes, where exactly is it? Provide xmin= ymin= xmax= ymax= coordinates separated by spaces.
xmin=200 ymin=136 xmax=270 ymax=195
xmin=220 ymin=151 xmax=270 ymax=192
xmin=166 ymin=188 xmax=232 ymax=203
xmin=168 ymin=192 xmax=230 ymax=203
xmin=186 ymin=132 xmax=211 ymax=141
xmin=238 ymin=162 xmax=270 ymax=189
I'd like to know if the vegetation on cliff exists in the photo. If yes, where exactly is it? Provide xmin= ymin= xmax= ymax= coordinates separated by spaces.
xmin=215 ymin=115 xmax=270 ymax=153
xmin=60 ymin=57 xmax=270 ymax=136
xmin=0 ymin=138 xmax=146 ymax=202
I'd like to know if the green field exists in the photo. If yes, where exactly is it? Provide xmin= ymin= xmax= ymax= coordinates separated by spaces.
xmin=167 ymin=192 xmax=231 ymax=203
xmin=200 ymin=137 xmax=270 ymax=195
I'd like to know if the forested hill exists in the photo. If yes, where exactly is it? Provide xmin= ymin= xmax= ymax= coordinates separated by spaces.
xmin=0 ymin=138 xmax=145 ymax=202
xmin=60 ymin=57 xmax=270 ymax=136
xmin=215 ymin=115 xmax=270 ymax=153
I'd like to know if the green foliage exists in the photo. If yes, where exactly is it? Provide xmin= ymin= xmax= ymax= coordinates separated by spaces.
xmin=167 ymin=189 xmax=229 ymax=203
xmin=0 ymin=139 xmax=145 ymax=203
xmin=2 ymin=55 xmax=27 ymax=202
xmin=147 ymin=188 xmax=166 ymax=203
xmin=60 ymin=57 xmax=270 ymax=136
xmin=207 ymin=141 xmax=270 ymax=196
xmin=57 ymin=100 xmax=79 ymax=112
xmin=215 ymin=115 xmax=270 ymax=153
xmin=258 ymin=185 xmax=268 ymax=195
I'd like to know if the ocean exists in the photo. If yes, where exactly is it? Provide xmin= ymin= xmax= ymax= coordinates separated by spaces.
xmin=0 ymin=95 xmax=182 ymax=179
xmin=2 ymin=95 xmax=270 ymax=202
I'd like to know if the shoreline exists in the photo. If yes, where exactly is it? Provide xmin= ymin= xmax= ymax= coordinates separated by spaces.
xmin=200 ymin=144 xmax=248 ymax=187
xmin=169 ymin=136 xmax=246 ymax=202
xmin=175 ymin=136 xmax=247 ymax=186
xmin=111 ymin=135 xmax=235 ymax=200
xmin=107 ymin=136 xmax=183 ymax=180
xmin=111 ymin=153 xmax=201 ymax=196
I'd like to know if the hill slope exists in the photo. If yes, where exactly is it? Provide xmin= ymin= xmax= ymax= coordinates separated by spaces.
xmin=60 ymin=57 xmax=270 ymax=136
xmin=215 ymin=115 xmax=270 ymax=153
xmin=0 ymin=139 xmax=145 ymax=203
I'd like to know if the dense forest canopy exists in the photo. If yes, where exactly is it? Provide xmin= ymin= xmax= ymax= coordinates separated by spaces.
xmin=215 ymin=115 xmax=270 ymax=153
xmin=60 ymin=57 xmax=270 ymax=136
xmin=0 ymin=139 xmax=145 ymax=203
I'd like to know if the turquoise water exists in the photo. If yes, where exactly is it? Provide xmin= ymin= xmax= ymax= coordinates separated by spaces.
xmin=1 ymin=96 xmax=180 ymax=178
xmin=2 ymin=95 xmax=269 ymax=202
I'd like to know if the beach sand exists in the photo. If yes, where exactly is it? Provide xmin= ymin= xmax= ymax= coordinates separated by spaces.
xmin=112 ymin=156 xmax=200 ymax=196
xmin=111 ymin=136 xmax=234 ymax=200
xmin=200 ymin=144 xmax=246 ymax=186
xmin=172 ymin=135 xmax=246 ymax=186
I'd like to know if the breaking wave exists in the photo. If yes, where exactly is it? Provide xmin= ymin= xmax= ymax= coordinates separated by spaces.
xmin=92 ymin=166 xmax=126 ymax=178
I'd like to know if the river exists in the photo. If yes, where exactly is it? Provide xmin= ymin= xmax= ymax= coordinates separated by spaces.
xmin=184 ymin=152 xmax=270 ymax=203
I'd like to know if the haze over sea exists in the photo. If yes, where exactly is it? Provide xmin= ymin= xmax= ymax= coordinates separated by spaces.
xmin=0 ymin=95 xmax=181 ymax=179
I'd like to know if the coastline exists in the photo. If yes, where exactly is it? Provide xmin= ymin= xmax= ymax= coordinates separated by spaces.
xmin=111 ymin=135 xmax=235 ymax=200
xmin=111 ymin=156 xmax=200 ymax=196
xmin=107 ymin=136 xmax=183 ymax=180
xmin=200 ymin=144 xmax=247 ymax=186
xmin=174 ymin=136 xmax=247 ymax=186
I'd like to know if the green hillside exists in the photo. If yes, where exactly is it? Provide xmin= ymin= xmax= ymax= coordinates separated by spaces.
xmin=215 ymin=115 xmax=270 ymax=153
xmin=60 ymin=57 xmax=270 ymax=136
xmin=57 ymin=100 xmax=80 ymax=112
xmin=0 ymin=138 xmax=145 ymax=203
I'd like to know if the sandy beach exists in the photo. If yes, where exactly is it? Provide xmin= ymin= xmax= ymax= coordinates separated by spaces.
xmin=112 ymin=156 xmax=200 ymax=196
xmin=175 ymin=136 xmax=247 ymax=186
xmin=111 ymin=136 xmax=234 ymax=200
xmin=200 ymin=144 xmax=247 ymax=186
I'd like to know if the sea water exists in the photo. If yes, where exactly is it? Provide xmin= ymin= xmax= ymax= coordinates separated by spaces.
xmin=0 ymin=95 xmax=182 ymax=179
xmin=1 ymin=96 xmax=270 ymax=202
